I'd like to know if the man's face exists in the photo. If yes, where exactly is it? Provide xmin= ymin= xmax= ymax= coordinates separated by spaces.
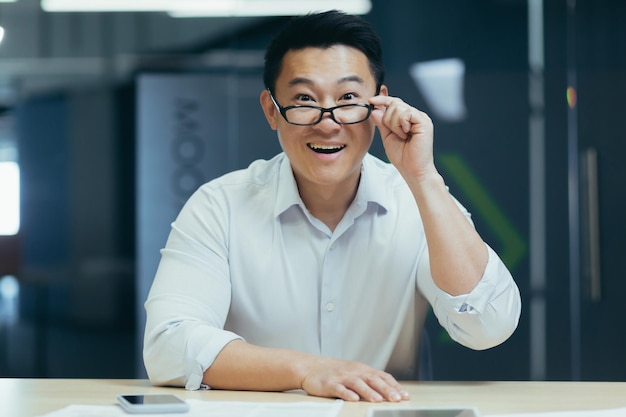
xmin=261 ymin=45 xmax=384 ymax=191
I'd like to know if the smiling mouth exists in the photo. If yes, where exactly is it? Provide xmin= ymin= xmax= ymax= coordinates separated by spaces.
xmin=307 ymin=143 xmax=346 ymax=154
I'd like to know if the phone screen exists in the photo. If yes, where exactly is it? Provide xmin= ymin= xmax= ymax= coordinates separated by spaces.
xmin=368 ymin=408 xmax=478 ymax=417
xmin=117 ymin=394 xmax=190 ymax=414
xmin=121 ymin=395 xmax=186 ymax=405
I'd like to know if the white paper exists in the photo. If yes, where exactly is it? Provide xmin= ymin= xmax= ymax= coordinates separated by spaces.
xmin=37 ymin=399 xmax=344 ymax=417
xmin=487 ymin=406 xmax=626 ymax=417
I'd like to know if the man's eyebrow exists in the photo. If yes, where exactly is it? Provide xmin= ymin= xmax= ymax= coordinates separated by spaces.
xmin=338 ymin=75 xmax=366 ymax=84
xmin=286 ymin=75 xmax=366 ymax=87
xmin=287 ymin=77 xmax=314 ymax=87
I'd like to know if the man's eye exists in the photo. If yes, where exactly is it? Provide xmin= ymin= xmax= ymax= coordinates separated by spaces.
xmin=341 ymin=93 xmax=357 ymax=101
xmin=296 ymin=94 xmax=313 ymax=102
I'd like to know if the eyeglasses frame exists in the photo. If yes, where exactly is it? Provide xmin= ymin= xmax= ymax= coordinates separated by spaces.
xmin=268 ymin=91 xmax=374 ymax=126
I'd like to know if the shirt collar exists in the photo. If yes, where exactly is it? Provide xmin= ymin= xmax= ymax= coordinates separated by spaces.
xmin=274 ymin=153 xmax=391 ymax=219
xmin=355 ymin=153 xmax=391 ymax=214
xmin=274 ymin=154 xmax=304 ymax=218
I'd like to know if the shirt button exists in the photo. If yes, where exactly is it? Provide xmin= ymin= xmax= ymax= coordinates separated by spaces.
xmin=325 ymin=302 xmax=335 ymax=312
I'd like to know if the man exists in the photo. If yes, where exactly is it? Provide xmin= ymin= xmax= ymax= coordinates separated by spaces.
xmin=143 ymin=10 xmax=521 ymax=403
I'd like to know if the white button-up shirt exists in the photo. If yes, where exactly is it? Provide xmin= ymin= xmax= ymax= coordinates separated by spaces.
xmin=143 ymin=153 xmax=521 ymax=390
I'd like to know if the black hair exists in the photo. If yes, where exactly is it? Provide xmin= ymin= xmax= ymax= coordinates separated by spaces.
xmin=263 ymin=10 xmax=385 ymax=94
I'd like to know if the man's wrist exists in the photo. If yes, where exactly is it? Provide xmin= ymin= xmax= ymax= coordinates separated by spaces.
xmin=405 ymin=168 xmax=445 ymax=197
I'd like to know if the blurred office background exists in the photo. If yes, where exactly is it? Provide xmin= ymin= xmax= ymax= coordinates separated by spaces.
xmin=0 ymin=0 xmax=624 ymax=381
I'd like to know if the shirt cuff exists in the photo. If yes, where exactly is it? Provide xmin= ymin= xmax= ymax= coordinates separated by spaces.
xmin=451 ymin=244 xmax=508 ymax=314
xmin=184 ymin=328 xmax=243 ymax=390
xmin=418 ymin=243 xmax=509 ymax=315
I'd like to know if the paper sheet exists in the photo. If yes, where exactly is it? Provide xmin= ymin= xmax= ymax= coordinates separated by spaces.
xmin=37 ymin=399 xmax=344 ymax=417
xmin=487 ymin=406 xmax=626 ymax=417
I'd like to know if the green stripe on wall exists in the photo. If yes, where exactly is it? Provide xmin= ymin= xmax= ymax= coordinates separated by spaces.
xmin=439 ymin=153 xmax=527 ymax=270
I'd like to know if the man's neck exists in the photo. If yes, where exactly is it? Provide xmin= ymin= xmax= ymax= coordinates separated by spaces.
xmin=296 ymin=175 xmax=360 ymax=232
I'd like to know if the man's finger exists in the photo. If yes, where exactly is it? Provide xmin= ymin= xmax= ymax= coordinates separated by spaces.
xmin=344 ymin=378 xmax=384 ymax=402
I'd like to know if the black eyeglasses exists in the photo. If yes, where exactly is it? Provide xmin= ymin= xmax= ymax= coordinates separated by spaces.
xmin=269 ymin=92 xmax=374 ymax=126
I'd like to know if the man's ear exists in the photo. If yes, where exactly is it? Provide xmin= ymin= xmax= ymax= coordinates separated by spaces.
xmin=379 ymin=84 xmax=389 ymax=97
xmin=260 ymin=90 xmax=279 ymax=131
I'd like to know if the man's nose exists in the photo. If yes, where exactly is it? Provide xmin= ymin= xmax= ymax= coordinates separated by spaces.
xmin=314 ymin=109 xmax=342 ymax=131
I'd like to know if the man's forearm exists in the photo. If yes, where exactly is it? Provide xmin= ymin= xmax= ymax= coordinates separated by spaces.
xmin=202 ymin=339 xmax=410 ymax=402
xmin=202 ymin=339 xmax=307 ymax=391
xmin=407 ymin=170 xmax=488 ymax=296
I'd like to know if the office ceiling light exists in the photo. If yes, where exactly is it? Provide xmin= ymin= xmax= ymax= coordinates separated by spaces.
xmin=42 ymin=0 xmax=210 ymax=12
xmin=41 ymin=0 xmax=371 ymax=15
xmin=169 ymin=0 xmax=372 ymax=17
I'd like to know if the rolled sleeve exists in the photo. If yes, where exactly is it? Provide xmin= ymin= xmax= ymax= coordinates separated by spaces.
xmin=143 ymin=291 xmax=244 ymax=389
xmin=417 ymin=244 xmax=521 ymax=350
xmin=143 ymin=186 xmax=241 ymax=389
xmin=184 ymin=328 xmax=243 ymax=390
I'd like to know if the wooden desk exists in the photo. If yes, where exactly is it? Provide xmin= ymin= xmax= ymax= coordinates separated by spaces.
xmin=3 ymin=379 xmax=626 ymax=417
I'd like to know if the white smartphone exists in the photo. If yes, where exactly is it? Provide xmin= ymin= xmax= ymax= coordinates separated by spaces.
xmin=366 ymin=406 xmax=480 ymax=417
xmin=117 ymin=394 xmax=190 ymax=414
